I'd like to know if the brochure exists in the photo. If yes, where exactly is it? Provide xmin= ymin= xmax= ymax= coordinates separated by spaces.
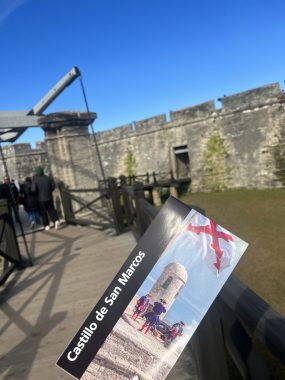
xmin=57 ymin=196 xmax=248 ymax=380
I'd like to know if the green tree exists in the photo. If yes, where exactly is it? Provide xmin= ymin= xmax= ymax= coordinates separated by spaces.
xmin=123 ymin=150 xmax=137 ymax=176
xmin=203 ymin=134 xmax=229 ymax=191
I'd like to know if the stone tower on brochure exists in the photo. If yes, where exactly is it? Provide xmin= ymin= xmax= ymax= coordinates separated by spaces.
xmin=149 ymin=262 xmax=188 ymax=312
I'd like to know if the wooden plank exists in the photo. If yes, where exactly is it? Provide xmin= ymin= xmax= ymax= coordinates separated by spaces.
xmin=67 ymin=193 xmax=113 ymax=224
xmin=108 ymin=177 xmax=126 ymax=234
xmin=120 ymin=176 xmax=135 ymax=228
xmin=67 ymin=188 xmax=102 ymax=193
xmin=69 ymin=218 xmax=112 ymax=228
xmin=138 ymin=198 xmax=157 ymax=221
xmin=57 ymin=186 xmax=75 ymax=221
xmin=73 ymin=194 xmax=107 ymax=215
xmin=124 ymin=186 xmax=135 ymax=197
xmin=0 ymin=226 xmax=137 ymax=380
xmin=133 ymin=182 xmax=147 ymax=236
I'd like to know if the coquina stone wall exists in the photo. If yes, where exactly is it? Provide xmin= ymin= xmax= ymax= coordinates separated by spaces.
xmin=0 ymin=142 xmax=49 ymax=181
xmin=2 ymin=82 xmax=285 ymax=193
xmin=39 ymin=111 xmax=98 ymax=190
xmin=93 ymin=82 xmax=285 ymax=191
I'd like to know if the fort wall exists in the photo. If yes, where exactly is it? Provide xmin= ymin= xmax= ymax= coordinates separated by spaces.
xmin=40 ymin=112 xmax=98 ymax=190
xmin=93 ymin=82 xmax=285 ymax=191
xmin=0 ymin=142 xmax=49 ymax=181
xmin=1 ymin=82 xmax=284 ymax=192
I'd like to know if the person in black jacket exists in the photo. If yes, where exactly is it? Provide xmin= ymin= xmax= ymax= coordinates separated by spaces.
xmin=0 ymin=176 xmax=20 ymax=222
xmin=20 ymin=177 xmax=41 ymax=229
xmin=1 ymin=176 xmax=19 ymax=204
xmin=32 ymin=167 xmax=60 ymax=231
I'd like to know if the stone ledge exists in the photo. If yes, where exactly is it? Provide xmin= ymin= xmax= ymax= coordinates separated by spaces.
xmin=38 ymin=111 xmax=97 ymax=130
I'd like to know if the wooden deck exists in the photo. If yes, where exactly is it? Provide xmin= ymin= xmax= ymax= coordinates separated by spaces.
xmin=0 ymin=225 xmax=136 ymax=380
xmin=0 ymin=225 xmax=195 ymax=380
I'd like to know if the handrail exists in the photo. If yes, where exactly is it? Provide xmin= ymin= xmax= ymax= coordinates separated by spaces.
xmin=0 ymin=199 xmax=24 ymax=285
xmin=121 ymin=182 xmax=285 ymax=379
xmin=220 ymin=275 xmax=285 ymax=365
xmin=56 ymin=182 xmax=114 ymax=230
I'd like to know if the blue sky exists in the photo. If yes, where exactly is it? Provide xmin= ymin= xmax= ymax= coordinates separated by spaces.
xmin=1 ymin=0 xmax=285 ymax=147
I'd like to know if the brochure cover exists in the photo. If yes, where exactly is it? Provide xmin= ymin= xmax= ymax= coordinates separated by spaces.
xmin=57 ymin=197 xmax=248 ymax=380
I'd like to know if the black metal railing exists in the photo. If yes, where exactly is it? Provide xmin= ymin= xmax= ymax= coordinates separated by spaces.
xmin=118 ymin=181 xmax=285 ymax=380
xmin=54 ymin=176 xmax=285 ymax=378
xmin=0 ymin=199 xmax=24 ymax=285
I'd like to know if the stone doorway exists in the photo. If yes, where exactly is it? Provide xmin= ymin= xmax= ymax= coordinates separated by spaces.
xmin=173 ymin=145 xmax=190 ymax=179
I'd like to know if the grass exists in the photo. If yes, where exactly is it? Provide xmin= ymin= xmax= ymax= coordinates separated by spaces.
xmin=180 ymin=188 xmax=285 ymax=316
xmin=180 ymin=188 xmax=285 ymax=378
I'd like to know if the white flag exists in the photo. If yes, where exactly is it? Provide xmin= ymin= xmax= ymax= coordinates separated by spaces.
xmin=186 ymin=213 xmax=236 ymax=276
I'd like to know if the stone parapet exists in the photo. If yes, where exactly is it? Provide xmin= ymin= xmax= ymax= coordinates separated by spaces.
xmin=220 ymin=83 xmax=280 ymax=113
xmin=92 ymin=82 xmax=285 ymax=190
xmin=134 ymin=114 xmax=167 ymax=132
xmin=0 ymin=142 xmax=49 ymax=180
xmin=96 ymin=123 xmax=134 ymax=142
xmin=38 ymin=111 xmax=96 ymax=130
xmin=170 ymin=101 xmax=215 ymax=122
xmin=3 ymin=82 xmax=284 ymax=192
xmin=39 ymin=111 xmax=98 ymax=191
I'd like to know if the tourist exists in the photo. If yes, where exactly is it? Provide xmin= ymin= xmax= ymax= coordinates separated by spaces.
xmin=138 ymin=298 xmax=167 ymax=334
xmin=164 ymin=321 xmax=185 ymax=346
xmin=0 ymin=176 xmax=20 ymax=221
xmin=11 ymin=178 xmax=20 ymax=192
xmin=32 ymin=166 xmax=60 ymax=231
xmin=20 ymin=177 xmax=41 ymax=229
xmin=131 ymin=294 xmax=151 ymax=320
xmin=1 ymin=176 xmax=19 ymax=205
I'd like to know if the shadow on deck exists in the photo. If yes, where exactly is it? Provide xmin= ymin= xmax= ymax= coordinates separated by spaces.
xmin=0 ymin=225 xmax=136 ymax=380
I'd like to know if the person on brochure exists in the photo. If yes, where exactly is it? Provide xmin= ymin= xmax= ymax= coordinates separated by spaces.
xmin=138 ymin=298 xmax=167 ymax=334
xmin=164 ymin=321 xmax=185 ymax=346
xmin=131 ymin=294 xmax=151 ymax=320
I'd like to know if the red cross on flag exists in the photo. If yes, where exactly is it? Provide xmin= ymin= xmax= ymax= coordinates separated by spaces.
xmin=186 ymin=212 xmax=236 ymax=276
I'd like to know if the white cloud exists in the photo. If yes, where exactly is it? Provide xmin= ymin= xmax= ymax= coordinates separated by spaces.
xmin=0 ymin=0 xmax=28 ymax=24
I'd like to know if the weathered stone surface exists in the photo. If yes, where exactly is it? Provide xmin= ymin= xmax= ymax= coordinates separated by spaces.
xmin=170 ymin=101 xmax=215 ymax=122
xmin=220 ymin=83 xmax=280 ymax=112
xmin=83 ymin=298 xmax=197 ymax=380
xmin=149 ymin=262 xmax=188 ymax=312
xmin=38 ymin=111 xmax=96 ymax=130
xmin=40 ymin=112 xmax=98 ymax=189
xmin=0 ymin=142 xmax=50 ymax=180
xmin=2 ymin=83 xmax=285 ymax=193
xmin=92 ymin=82 xmax=285 ymax=191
